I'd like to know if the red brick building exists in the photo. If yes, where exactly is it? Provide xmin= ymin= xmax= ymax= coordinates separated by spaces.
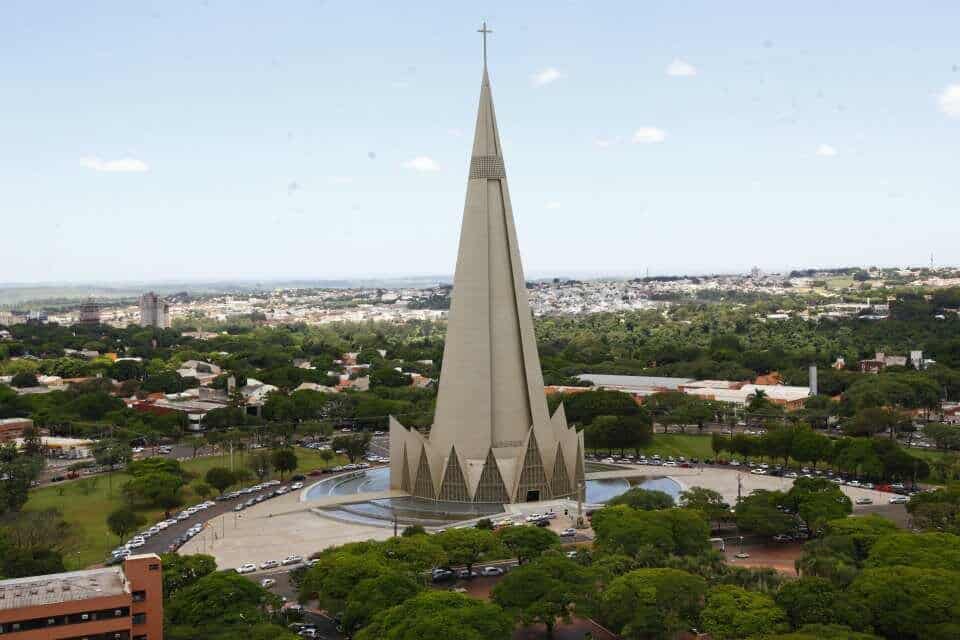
xmin=0 ymin=554 xmax=163 ymax=640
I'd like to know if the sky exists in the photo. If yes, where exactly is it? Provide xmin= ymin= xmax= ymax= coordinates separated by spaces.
xmin=2 ymin=1 xmax=959 ymax=284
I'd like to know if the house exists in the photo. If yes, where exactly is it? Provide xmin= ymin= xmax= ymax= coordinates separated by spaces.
xmin=175 ymin=360 xmax=222 ymax=384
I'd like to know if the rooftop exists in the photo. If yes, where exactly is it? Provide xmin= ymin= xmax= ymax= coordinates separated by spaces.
xmin=0 ymin=567 xmax=126 ymax=611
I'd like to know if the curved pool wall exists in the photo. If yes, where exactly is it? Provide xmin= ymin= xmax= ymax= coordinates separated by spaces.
xmin=305 ymin=467 xmax=682 ymax=527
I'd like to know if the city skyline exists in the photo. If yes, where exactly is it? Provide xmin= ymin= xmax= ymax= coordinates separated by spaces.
xmin=3 ymin=1 xmax=959 ymax=282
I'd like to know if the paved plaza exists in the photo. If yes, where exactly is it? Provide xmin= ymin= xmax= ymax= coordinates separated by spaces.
xmin=179 ymin=465 xmax=904 ymax=570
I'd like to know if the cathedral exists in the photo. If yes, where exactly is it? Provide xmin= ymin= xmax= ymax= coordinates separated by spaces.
xmin=389 ymin=36 xmax=585 ymax=504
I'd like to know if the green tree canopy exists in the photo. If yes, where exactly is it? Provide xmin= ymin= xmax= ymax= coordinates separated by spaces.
xmin=160 ymin=553 xmax=217 ymax=598
xmin=607 ymin=487 xmax=675 ymax=511
xmin=355 ymin=591 xmax=513 ymax=640
xmin=491 ymin=554 xmax=592 ymax=638
xmin=701 ymin=584 xmax=789 ymax=640
xmin=598 ymin=567 xmax=707 ymax=640
xmin=496 ymin=525 xmax=560 ymax=564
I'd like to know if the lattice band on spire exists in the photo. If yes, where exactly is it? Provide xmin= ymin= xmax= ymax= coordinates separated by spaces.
xmin=469 ymin=155 xmax=505 ymax=179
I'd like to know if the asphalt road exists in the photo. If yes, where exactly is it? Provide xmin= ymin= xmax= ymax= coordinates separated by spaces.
xmin=129 ymin=482 xmax=294 ymax=560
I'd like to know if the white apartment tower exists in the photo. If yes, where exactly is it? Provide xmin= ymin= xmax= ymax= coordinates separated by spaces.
xmin=139 ymin=292 xmax=170 ymax=328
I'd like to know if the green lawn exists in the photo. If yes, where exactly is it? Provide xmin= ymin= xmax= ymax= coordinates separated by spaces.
xmin=589 ymin=433 xmax=714 ymax=460
xmin=24 ymin=446 xmax=346 ymax=570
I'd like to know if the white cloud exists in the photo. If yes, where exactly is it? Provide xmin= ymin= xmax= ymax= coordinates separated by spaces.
xmin=401 ymin=156 xmax=441 ymax=172
xmin=531 ymin=67 xmax=564 ymax=87
xmin=938 ymin=84 xmax=960 ymax=117
xmin=447 ymin=128 xmax=465 ymax=138
xmin=327 ymin=176 xmax=353 ymax=184
xmin=80 ymin=156 xmax=149 ymax=173
xmin=545 ymin=201 xmax=562 ymax=210
xmin=666 ymin=59 xmax=697 ymax=77
xmin=632 ymin=128 xmax=667 ymax=144
xmin=816 ymin=143 xmax=838 ymax=157
xmin=594 ymin=137 xmax=621 ymax=148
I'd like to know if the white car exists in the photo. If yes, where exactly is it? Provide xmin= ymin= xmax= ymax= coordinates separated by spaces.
xmin=156 ymin=521 xmax=170 ymax=530
xmin=237 ymin=563 xmax=256 ymax=574
xmin=560 ymin=528 xmax=576 ymax=537
xmin=261 ymin=578 xmax=276 ymax=588
xmin=889 ymin=495 xmax=909 ymax=504
xmin=291 ymin=482 xmax=304 ymax=490
xmin=481 ymin=566 xmax=504 ymax=576
xmin=282 ymin=555 xmax=303 ymax=566
xmin=260 ymin=560 xmax=280 ymax=570
xmin=525 ymin=514 xmax=543 ymax=522
xmin=855 ymin=496 xmax=873 ymax=505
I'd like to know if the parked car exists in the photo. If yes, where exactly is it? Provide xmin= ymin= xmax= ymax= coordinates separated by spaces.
xmin=889 ymin=495 xmax=909 ymax=504
xmin=237 ymin=563 xmax=256 ymax=574
xmin=260 ymin=560 xmax=280 ymax=570
xmin=481 ymin=566 xmax=504 ymax=577
xmin=855 ymin=496 xmax=873 ymax=505
xmin=772 ymin=534 xmax=794 ymax=543
xmin=261 ymin=578 xmax=277 ymax=588
xmin=431 ymin=568 xmax=455 ymax=582
xmin=560 ymin=528 xmax=576 ymax=537
xmin=282 ymin=555 xmax=303 ymax=566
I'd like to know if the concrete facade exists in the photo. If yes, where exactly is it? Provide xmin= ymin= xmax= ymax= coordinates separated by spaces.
xmin=0 ymin=554 xmax=163 ymax=640
xmin=390 ymin=60 xmax=583 ymax=504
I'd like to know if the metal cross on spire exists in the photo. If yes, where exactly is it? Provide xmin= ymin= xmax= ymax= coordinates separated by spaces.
xmin=478 ymin=21 xmax=492 ymax=68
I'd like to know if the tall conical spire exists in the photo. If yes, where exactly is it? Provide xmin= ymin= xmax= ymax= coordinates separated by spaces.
xmin=428 ymin=42 xmax=550 ymax=463
xmin=388 ymin=29 xmax=583 ymax=503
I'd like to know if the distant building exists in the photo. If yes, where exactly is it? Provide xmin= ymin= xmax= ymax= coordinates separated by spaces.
xmin=78 ymin=298 xmax=101 ymax=326
xmin=859 ymin=351 xmax=908 ymax=373
xmin=0 ymin=418 xmax=34 ymax=442
xmin=576 ymin=374 xmax=696 ymax=399
xmin=138 ymin=293 xmax=170 ymax=329
xmin=0 ymin=554 xmax=163 ymax=639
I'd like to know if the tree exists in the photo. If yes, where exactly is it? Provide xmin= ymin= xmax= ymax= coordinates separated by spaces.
xmin=342 ymin=570 xmax=422 ymax=634
xmin=92 ymin=438 xmax=132 ymax=496
xmin=192 ymin=481 xmax=213 ymax=501
xmin=735 ymin=490 xmax=795 ymax=538
xmin=680 ymin=487 xmax=730 ymax=525
xmin=496 ymin=525 xmax=560 ymax=564
xmin=247 ymin=451 xmax=272 ymax=480
xmin=355 ymin=591 xmax=513 ymax=640
xmin=784 ymin=477 xmax=852 ymax=533
xmin=770 ymin=624 xmax=881 ymax=640
xmin=434 ymin=528 xmax=497 ymax=575
xmin=0 ymin=443 xmax=42 ymax=514
xmin=865 ymin=532 xmax=960 ymax=571
xmin=186 ymin=435 xmax=206 ymax=458
xmin=775 ymin=577 xmax=842 ymax=629
xmin=842 ymin=566 xmax=960 ymax=639
xmin=160 ymin=553 xmax=217 ymax=597
xmin=122 ymin=471 xmax=183 ymax=510
xmin=599 ymin=568 xmax=707 ymax=640
xmin=332 ymin=433 xmax=372 ymax=463
xmin=401 ymin=524 xmax=426 ymax=537
xmin=369 ymin=367 xmax=410 ymax=388
xmin=701 ymin=584 xmax=789 ymax=640
xmin=300 ymin=551 xmax=388 ymax=611
xmin=205 ymin=466 xmax=236 ymax=495
xmin=271 ymin=447 xmax=298 ymax=480
xmin=607 ymin=487 xmax=675 ymax=511
xmin=10 ymin=372 xmax=39 ymax=388
xmin=591 ymin=505 xmax=710 ymax=557
xmin=492 ymin=555 xmax=592 ymax=638
xmin=166 ymin=570 xmax=281 ymax=629
xmin=106 ymin=506 xmax=145 ymax=542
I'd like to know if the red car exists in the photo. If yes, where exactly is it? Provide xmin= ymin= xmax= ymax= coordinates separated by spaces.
xmin=308 ymin=469 xmax=324 ymax=477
